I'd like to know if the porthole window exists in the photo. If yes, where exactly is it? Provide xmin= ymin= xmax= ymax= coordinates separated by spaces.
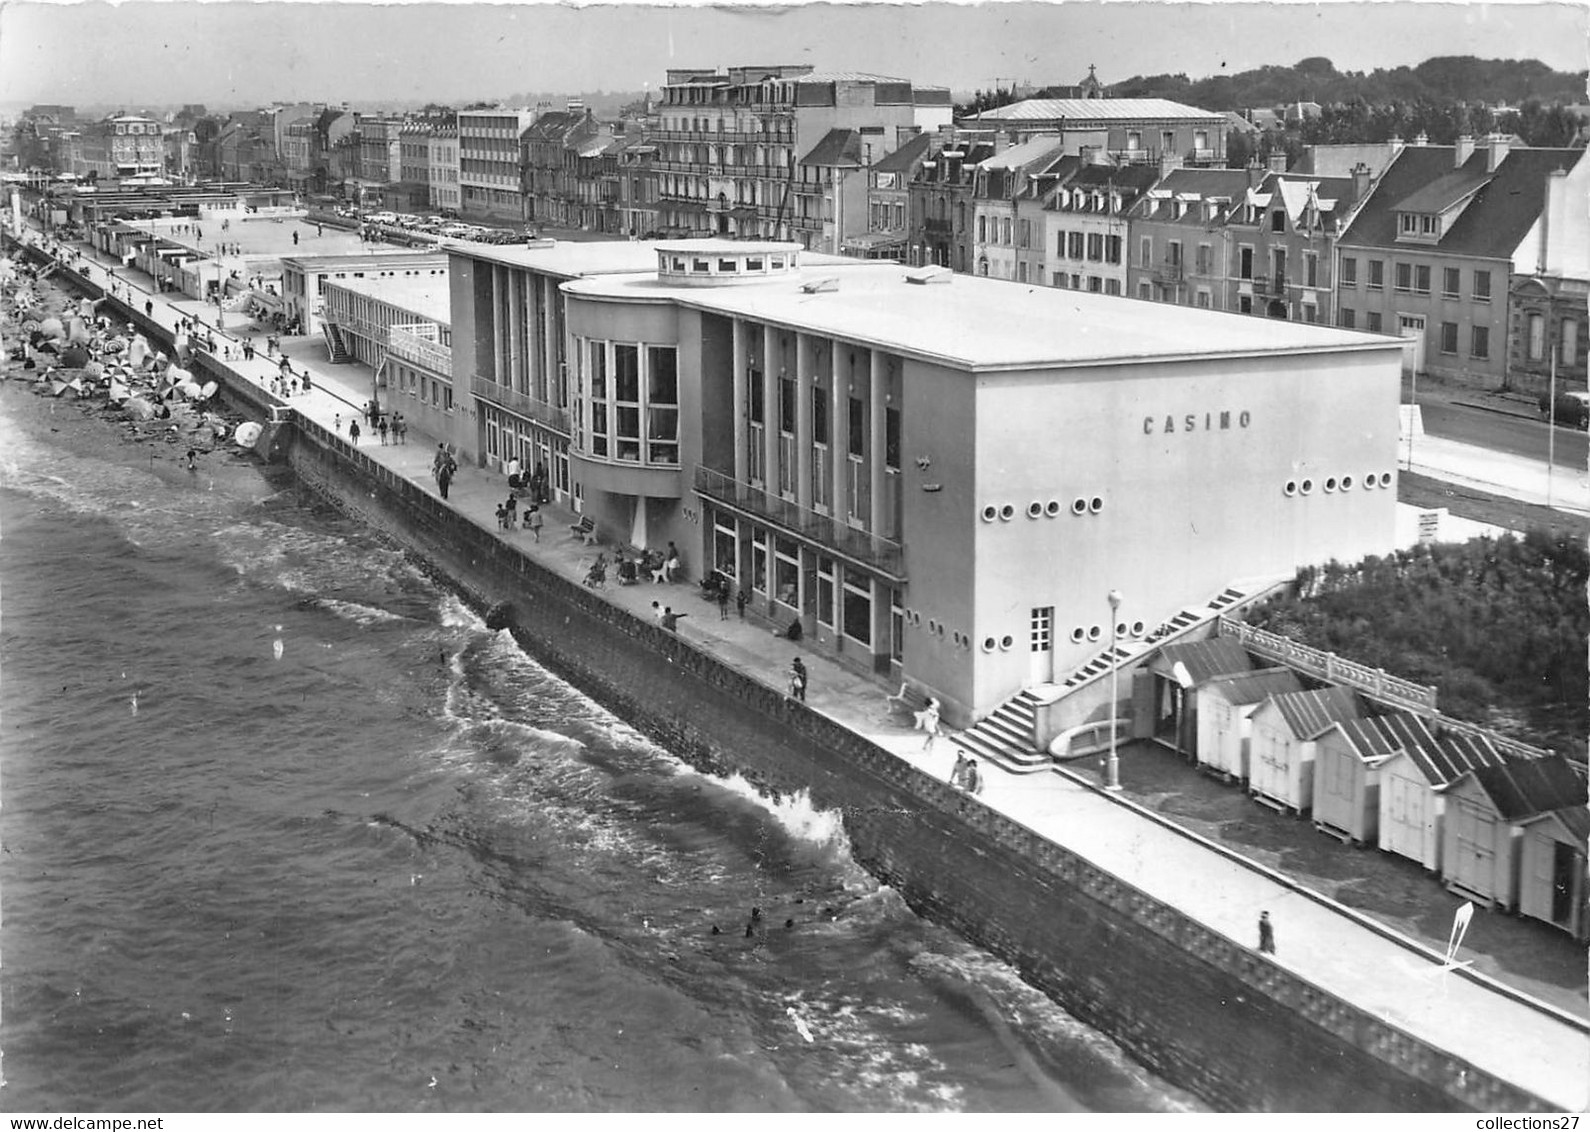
xmin=911 ymin=611 xmax=922 ymax=625
xmin=928 ymin=618 xmax=938 ymax=633
xmin=1324 ymin=476 xmax=1338 ymax=493
xmin=1045 ymin=500 xmax=1062 ymax=517
xmin=1341 ymin=475 xmax=1354 ymax=491
xmin=1027 ymin=501 xmax=1044 ymax=519
xmin=1364 ymin=471 xmax=1378 ymax=489
xmin=1379 ymin=471 xmax=1393 ymax=488
xmin=981 ymin=636 xmax=997 ymax=652
xmin=1284 ymin=480 xmax=1298 ymax=497
xmin=1300 ymin=478 xmax=1315 ymax=495
xmin=1116 ymin=621 xmax=1129 ymax=638
xmin=1086 ymin=625 xmax=1102 ymax=642
xmin=1070 ymin=627 xmax=1086 ymax=644
xmin=999 ymin=503 xmax=1015 ymax=521
xmin=1130 ymin=620 xmax=1146 ymax=637
xmin=981 ymin=504 xmax=998 ymax=522
xmin=999 ymin=634 xmax=1014 ymax=651
xmin=1089 ymin=496 xmax=1104 ymax=514
xmin=1071 ymin=497 xmax=1088 ymax=515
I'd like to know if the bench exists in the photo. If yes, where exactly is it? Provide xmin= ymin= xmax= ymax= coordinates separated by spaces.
xmin=569 ymin=515 xmax=598 ymax=545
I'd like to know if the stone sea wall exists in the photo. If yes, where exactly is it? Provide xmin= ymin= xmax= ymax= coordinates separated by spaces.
xmin=279 ymin=413 xmax=1546 ymax=1114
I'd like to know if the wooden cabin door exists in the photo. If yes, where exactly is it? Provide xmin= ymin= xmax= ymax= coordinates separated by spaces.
xmin=1449 ymin=797 xmax=1494 ymax=899
xmin=1383 ymin=770 xmax=1425 ymax=861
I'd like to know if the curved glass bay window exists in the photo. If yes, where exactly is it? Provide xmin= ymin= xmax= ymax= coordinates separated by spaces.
xmin=574 ymin=337 xmax=680 ymax=466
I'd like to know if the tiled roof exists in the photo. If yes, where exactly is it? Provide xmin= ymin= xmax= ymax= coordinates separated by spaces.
xmin=970 ymin=98 xmax=1222 ymax=122
xmin=1268 ymin=685 xmax=1362 ymax=739
xmin=800 ymin=128 xmax=863 ymax=168
xmin=978 ymin=136 xmax=1071 ymax=172
xmin=872 ymin=132 xmax=932 ymax=174
xmin=1154 ymin=638 xmax=1254 ymax=687
xmin=1204 ymin=667 xmax=1304 ymax=706
xmin=1466 ymin=755 xmax=1586 ymax=821
xmin=1340 ymin=144 xmax=1585 ymax=260
xmin=1521 ymin=804 xmax=1590 ymax=844
xmin=1389 ymin=167 xmax=1492 ymax=215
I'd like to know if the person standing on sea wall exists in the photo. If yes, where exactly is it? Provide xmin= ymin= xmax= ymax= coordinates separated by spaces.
xmin=1258 ymin=911 xmax=1276 ymax=955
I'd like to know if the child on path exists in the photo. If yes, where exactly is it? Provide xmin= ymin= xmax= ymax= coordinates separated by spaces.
xmin=527 ymin=505 xmax=543 ymax=542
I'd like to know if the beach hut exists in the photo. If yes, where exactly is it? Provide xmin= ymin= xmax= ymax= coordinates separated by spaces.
xmin=1375 ymin=715 xmax=1483 ymax=872
xmin=1517 ymin=802 xmax=1590 ymax=941
xmin=1247 ymin=685 xmax=1362 ymax=815
xmin=1442 ymin=753 xmax=1586 ymax=910
xmin=1146 ymin=638 xmax=1253 ymax=758
xmin=1194 ymin=668 xmax=1303 ymax=783
xmin=1311 ymin=713 xmax=1417 ymax=846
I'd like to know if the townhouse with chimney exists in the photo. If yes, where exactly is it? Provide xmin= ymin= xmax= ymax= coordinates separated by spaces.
xmin=1040 ymin=161 xmax=1159 ymax=294
xmin=1507 ymin=152 xmax=1589 ymax=394
xmin=614 ymin=133 xmax=659 ymax=238
xmin=1335 ymin=134 xmax=1588 ymax=387
xmin=906 ymin=135 xmax=994 ymax=272
xmin=73 ymin=114 xmax=166 ymax=181
xmin=1125 ymin=168 xmax=1251 ymax=306
xmin=1223 ymin=163 xmax=1371 ymax=323
xmin=969 ymin=137 xmax=1072 ymax=282
xmin=844 ymin=131 xmax=932 ymax=260
xmin=651 ymin=65 xmax=951 ymax=243
xmin=522 ymin=105 xmax=595 ymax=228
xmin=399 ymin=120 xmax=437 ymax=210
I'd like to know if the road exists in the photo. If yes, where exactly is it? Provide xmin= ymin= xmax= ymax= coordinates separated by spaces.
xmin=1418 ymin=397 xmax=1588 ymax=467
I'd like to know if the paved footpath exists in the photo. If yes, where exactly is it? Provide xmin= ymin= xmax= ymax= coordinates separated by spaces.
xmin=29 ymin=229 xmax=1590 ymax=1111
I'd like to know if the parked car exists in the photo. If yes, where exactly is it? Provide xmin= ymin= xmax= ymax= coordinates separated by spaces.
xmin=369 ymin=211 xmax=398 ymax=225
xmin=1538 ymin=390 xmax=1590 ymax=430
xmin=438 ymin=223 xmax=471 ymax=238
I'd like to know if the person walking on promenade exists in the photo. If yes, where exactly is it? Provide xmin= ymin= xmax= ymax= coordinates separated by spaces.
xmin=527 ymin=504 xmax=543 ymax=542
xmin=334 ymin=413 xmax=341 ymax=434
xmin=145 ymin=299 xmax=153 ymax=318
xmin=348 ymin=419 xmax=361 ymax=445
xmin=503 ymin=493 xmax=518 ymax=529
xmin=661 ymin=606 xmax=686 ymax=632
xmin=917 ymin=696 xmax=943 ymax=753
xmin=950 ymin=751 xmax=970 ymax=790
xmin=392 ymin=413 xmax=405 ymax=444
xmin=717 ymin=585 xmax=730 ymax=621
xmin=437 ymin=460 xmax=454 ymax=500
xmin=1257 ymin=911 xmax=1276 ymax=955
xmin=736 ymin=589 xmax=748 ymax=620
xmin=961 ymin=758 xmax=982 ymax=796
xmin=789 ymin=657 xmax=807 ymax=702
xmin=377 ymin=415 xmax=389 ymax=445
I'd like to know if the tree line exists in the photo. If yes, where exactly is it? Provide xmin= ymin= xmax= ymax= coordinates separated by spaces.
xmin=1244 ymin=531 xmax=1587 ymax=759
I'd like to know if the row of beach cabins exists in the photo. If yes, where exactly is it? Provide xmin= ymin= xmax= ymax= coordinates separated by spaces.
xmin=1144 ymin=631 xmax=1587 ymax=943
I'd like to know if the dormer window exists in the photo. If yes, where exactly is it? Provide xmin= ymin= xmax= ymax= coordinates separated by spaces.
xmin=1397 ymin=212 xmax=1441 ymax=242
xmin=1271 ymin=210 xmax=1285 ymax=232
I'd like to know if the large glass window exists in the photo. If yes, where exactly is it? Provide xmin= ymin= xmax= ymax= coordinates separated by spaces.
xmin=842 ymin=576 xmax=872 ymax=646
xmin=713 ymin=517 xmax=738 ymax=578
xmin=647 ymin=346 xmax=678 ymax=464
xmin=751 ymin=531 xmax=768 ymax=595
xmin=774 ymin=537 xmax=800 ymax=607
xmin=816 ymin=556 xmax=835 ymax=628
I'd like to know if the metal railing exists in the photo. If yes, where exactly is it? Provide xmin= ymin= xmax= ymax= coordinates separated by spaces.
xmin=387 ymin=322 xmax=451 ymax=377
xmin=469 ymin=373 xmax=568 ymax=435
xmin=694 ymin=466 xmax=904 ymax=578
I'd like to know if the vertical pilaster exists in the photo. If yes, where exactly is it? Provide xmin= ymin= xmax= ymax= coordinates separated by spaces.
xmin=762 ymin=328 xmax=778 ymax=495
xmin=732 ymin=318 xmax=747 ymax=483
xmin=869 ymin=349 xmax=887 ymax=534
xmin=830 ymin=337 xmax=848 ymax=522
xmin=795 ymin=333 xmax=813 ymax=511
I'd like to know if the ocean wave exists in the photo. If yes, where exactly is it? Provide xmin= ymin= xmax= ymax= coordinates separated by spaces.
xmin=312 ymin=596 xmax=411 ymax=627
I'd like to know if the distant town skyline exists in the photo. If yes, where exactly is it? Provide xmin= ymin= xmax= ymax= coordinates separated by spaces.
xmin=1 ymin=0 xmax=1585 ymax=111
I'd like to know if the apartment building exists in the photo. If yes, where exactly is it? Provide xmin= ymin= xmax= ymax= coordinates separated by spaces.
xmin=73 ymin=114 xmax=166 ymax=180
xmin=427 ymin=123 xmax=460 ymax=215
xmin=962 ymin=97 xmax=1227 ymax=166
xmin=1040 ymin=162 xmax=1159 ymax=294
xmin=458 ymin=107 xmax=536 ymax=223
xmin=968 ymin=137 xmax=1070 ymax=282
xmin=651 ymin=65 xmax=951 ymax=244
xmin=1125 ymin=168 xmax=1251 ymax=307
xmin=1335 ymin=135 xmax=1587 ymax=387
xmin=906 ymin=137 xmax=994 ymax=272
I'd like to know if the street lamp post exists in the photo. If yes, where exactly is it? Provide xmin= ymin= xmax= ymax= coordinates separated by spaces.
xmin=1106 ymin=589 xmax=1124 ymax=792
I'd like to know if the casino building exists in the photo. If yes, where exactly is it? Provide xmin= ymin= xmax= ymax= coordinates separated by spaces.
xmin=451 ymin=239 xmax=1405 ymax=725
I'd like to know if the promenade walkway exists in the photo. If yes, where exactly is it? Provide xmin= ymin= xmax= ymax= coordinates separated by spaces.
xmin=25 ymin=227 xmax=1590 ymax=1112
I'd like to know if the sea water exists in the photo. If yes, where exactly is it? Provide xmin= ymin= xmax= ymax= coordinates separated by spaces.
xmin=0 ymin=388 xmax=1200 ymax=1112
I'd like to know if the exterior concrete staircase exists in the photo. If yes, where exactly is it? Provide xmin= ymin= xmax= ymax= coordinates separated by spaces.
xmin=952 ymin=580 xmax=1288 ymax=778
xmin=321 ymin=320 xmax=352 ymax=363
xmin=955 ymin=690 xmax=1051 ymax=775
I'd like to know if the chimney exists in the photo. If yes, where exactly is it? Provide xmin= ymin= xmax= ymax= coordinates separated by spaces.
xmin=1537 ymin=166 xmax=1567 ymax=274
xmin=1454 ymin=134 xmax=1475 ymax=167
xmin=1388 ymin=133 xmax=1403 ymax=150
xmin=1267 ymin=150 xmax=1288 ymax=173
xmin=1159 ymin=151 xmax=1183 ymax=177
xmin=993 ymin=130 xmax=1009 ymax=156
xmin=1247 ymin=159 xmax=1266 ymax=189
xmin=1413 ymin=132 xmax=1428 ymax=147
xmin=1483 ymin=131 xmax=1511 ymax=172
xmin=1351 ymin=162 xmax=1371 ymax=203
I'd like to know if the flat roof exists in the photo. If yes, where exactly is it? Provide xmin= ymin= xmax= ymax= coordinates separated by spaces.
xmin=281 ymin=250 xmax=449 ymax=272
xmin=451 ymin=238 xmax=860 ymax=281
xmin=326 ymin=273 xmax=451 ymax=325
xmin=563 ymin=262 xmax=1407 ymax=372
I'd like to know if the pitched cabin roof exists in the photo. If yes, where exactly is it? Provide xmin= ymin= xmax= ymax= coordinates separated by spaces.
xmin=1265 ymin=685 xmax=1362 ymax=739
xmin=1152 ymin=638 xmax=1253 ymax=687
xmin=1324 ymin=713 xmax=1418 ymax=760
xmin=1378 ymin=713 xmax=1485 ymax=786
xmin=1203 ymin=667 xmax=1304 ymax=706
xmin=1464 ymin=754 xmax=1588 ymax=821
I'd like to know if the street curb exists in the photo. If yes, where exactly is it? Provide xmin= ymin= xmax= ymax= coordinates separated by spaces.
xmin=1451 ymin=399 xmax=1546 ymax=424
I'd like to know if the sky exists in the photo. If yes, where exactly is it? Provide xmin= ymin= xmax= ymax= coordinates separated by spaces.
xmin=0 ymin=0 xmax=1585 ymax=110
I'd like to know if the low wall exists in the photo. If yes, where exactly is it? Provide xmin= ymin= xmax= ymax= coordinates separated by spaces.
xmin=280 ymin=414 xmax=1547 ymax=1114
